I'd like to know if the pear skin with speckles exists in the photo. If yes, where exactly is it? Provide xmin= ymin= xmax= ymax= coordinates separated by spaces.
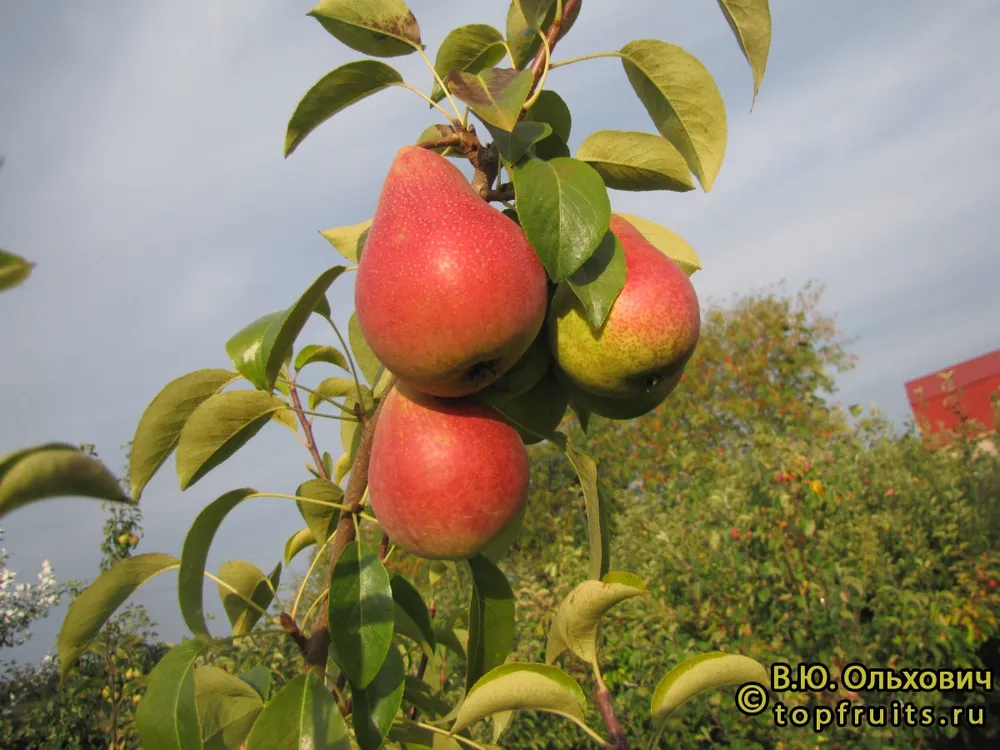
xmin=368 ymin=384 xmax=529 ymax=560
xmin=355 ymin=145 xmax=548 ymax=398
xmin=548 ymin=214 xmax=700 ymax=418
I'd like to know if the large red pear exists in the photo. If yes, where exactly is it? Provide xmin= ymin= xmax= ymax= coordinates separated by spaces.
xmin=368 ymin=385 xmax=529 ymax=560
xmin=355 ymin=146 xmax=548 ymax=398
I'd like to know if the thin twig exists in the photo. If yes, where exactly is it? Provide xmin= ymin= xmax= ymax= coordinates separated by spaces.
xmin=289 ymin=384 xmax=328 ymax=479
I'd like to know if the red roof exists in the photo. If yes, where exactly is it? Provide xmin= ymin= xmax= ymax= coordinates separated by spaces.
xmin=904 ymin=348 xmax=1000 ymax=403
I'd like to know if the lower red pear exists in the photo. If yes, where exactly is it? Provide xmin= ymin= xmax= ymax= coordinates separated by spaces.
xmin=368 ymin=385 xmax=529 ymax=560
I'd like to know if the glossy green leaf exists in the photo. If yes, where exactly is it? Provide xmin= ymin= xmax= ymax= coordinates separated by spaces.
xmin=566 ymin=230 xmax=625 ymax=329
xmin=225 ymin=312 xmax=285 ymax=390
xmin=175 ymin=392 xmax=287 ymax=490
xmin=178 ymin=489 xmax=257 ymax=641
xmin=348 ymin=312 xmax=382 ymax=385
xmin=309 ymin=0 xmax=421 ymax=58
xmin=511 ymin=156 xmax=611 ymax=281
xmin=483 ymin=121 xmax=552 ymax=165
xmin=296 ymin=477 xmax=343 ymax=544
xmin=216 ymin=560 xmax=281 ymax=637
xmin=432 ymin=25 xmax=507 ymax=103
xmin=524 ymin=89 xmax=572 ymax=160
xmin=506 ymin=0 xmax=582 ymax=69
xmin=602 ymin=570 xmax=646 ymax=588
xmin=558 ymin=434 xmax=609 ymax=580
xmin=286 ymin=61 xmax=404 ymax=157
xmin=135 ymin=640 xmax=209 ymax=750
xmin=453 ymin=663 xmax=587 ymax=733
xmin=58 ymin=553 xmax=180 ymax=679
xmin=619 ymin=40 xmax=728 ymax=191
xmin=0 ymin=443 xmax=130 ymax=520
xmin=329 ymin=541 xmax=394 ymax=688
xmin=352 ymin=644 xmax=405 ymax=750
xmin=285 ymin=527 xmax=317 ymax=565
xmin=129 ymin=369 xmax=242 ymax=500
xmin=0 ymin=249 xmax=34 ymax=293
xmin=391 ymin=574 xmax=437 ymax=657
xmin=476 ymin=332 xmax=551 ymax=404
xmin=403 ymin=675 xmax=453 ymax=719
xmin=651 ymin=652 xmax=768 ymax=731
xmin=577 ymin=130 xmax=694 ymax=192
xmin=320 ymin=220 xmax=372 ymax=264
xmin=480 ymin=504 xmax=525 ymax=564
xmin=466 ymin=555 xmax=515 ymax=694
xmin=545 ymin=576 xmax=646 ymax=664
xmin=308 ymin=377 xmax=370 ymax=411
xmin=717 ymin=0 xmax=772 ymax=102
xmin=435 ymin=626 xmax=468 ymax=662
xmin=295 ymin=344 xmax=349 ymax=373
xmin=194 ymin=665 xmax=263 ymax=750
xmin=244 ymin=671 xmax=350 ymax=750
xmin=239 ymin=666 xmax=272 ymax=701
xmin=489 ymin=368 xmax=568 ymax=445
xmin=613 ymin=212 xmax=701 ymax=276
xmin=447 ymin=67 xmax=533 ymax=132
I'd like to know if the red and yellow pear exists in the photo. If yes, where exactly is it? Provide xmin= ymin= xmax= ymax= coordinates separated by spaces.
xmin=548 ymin=214 xmax=700 ymax=418
xmin=367 ymin=384 xmax=529 ymax=560
xmin=355 ymin=145 xmax=548 ymax=398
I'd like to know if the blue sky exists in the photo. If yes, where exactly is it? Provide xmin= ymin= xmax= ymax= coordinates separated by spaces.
xmin=1 ymin=0 xmax=998 ymax=663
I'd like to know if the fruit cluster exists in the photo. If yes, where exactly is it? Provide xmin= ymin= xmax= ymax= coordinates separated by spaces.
xmin=355 ymin=146 xmax=701 ymax=560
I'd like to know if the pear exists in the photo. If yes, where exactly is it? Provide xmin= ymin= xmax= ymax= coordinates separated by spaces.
xmin=355 ymin=146 xmax=548 ymax=398
xmin=368 ymin=384 xmax=529 ymax=560
xmin=548 ymin=214 xmax=700 ymax=419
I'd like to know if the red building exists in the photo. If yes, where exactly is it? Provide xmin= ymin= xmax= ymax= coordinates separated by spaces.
xmin=905 ymin=348 xmax=1000 ymax=436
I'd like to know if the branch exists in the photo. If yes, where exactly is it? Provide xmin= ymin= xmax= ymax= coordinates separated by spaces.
xmin=525 ymin=0 xmax=582 ymax=105
xmin=289 ymin=384 xmax=328 ymax=479
xmin=594 ymin=683 xmax=629 ymax=750
xmin=302 ymin=378 xmax=397 ymax=673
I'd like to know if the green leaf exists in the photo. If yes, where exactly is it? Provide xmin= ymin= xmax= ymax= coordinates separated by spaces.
xmin=506 ymin=0 xmax=582 ymax=69
xmin=477 ymin=332 xmax=551 ymax=403
xmin=577 ymin=130 xmax=694 ymax=192
xmin=329 ymin=541 xmax=395 ymax=689
xmin=295 ymin=344 xmax=349 ymax=373
xmin=239 ymin=666 xmax=273 ymax=701
xmin=453 ymin=663 xmax=587 ymax=733
xmin=58 ymin=553 xmax=180 ymax=679
xmin=545 ymin=576 xmax=646 ymax=664
xmin=296 ymin=477 xmax=344 ymax=544
xmin=135 ymin=640 xmax=208 ymax=750
xmin=309 ymin=0 xmax=421 ymax=58
xmin=216 ymin=560 xmax=281 ymax=637
xmin=129 ymin=369 xmax=243 ymax=499
xmin=388 ymin=722 xmax=462 ymax=749
xmin=286 ymin=61 xmax=404 ymax=157
xmin=492 ymin=709 xmax=514 ymax=744
xmin=717 ymin=0 xmax=772 ymax=102
xmin=285 ymin=527 xmax=317 ymax=565
xmin=619 ymin=40 xmax=728 ymax=191
xmin=483 ymin=121 xmax=552 ymax=165
xmin=602 ymin=570 xmax=645 ymax=588
xmin=351 ymin=644 xmax=405 ymax=750
xmin=320 ymin=220 xmax=372 ymax=264
xmin=0 ymin=444 xmax=130 ymax=520
xmin=244 ymin=672 xmax=350 ymax=750
xmin=559 ymin=435 xmax=609 ymax=580
xmin=488 ymin=368 xmax=568 ymax=445
xmin=466 ymin=555 xmax=515 ymax=694
xmin=227 ymin=267 xmax=347 ymax=391
xmin=612 ymin=212 xmax=701 ymax=276
xmin=334 ymin=452 xmax=352 ymax=485
xmin=348 ymin=312 xmax=382 ymax=384
xmin=391 ymin=574 xmax=437 ymax=657
xmin=524 ymin=90 xmax=572 ymax=160
xmin=178 ymin=489 xmax=258 ymax=641
xmin=176 ymin=392 xmax=288 ymax=490
xmin=432 ymin=25 xmax=507 ymax=103
xmin=0 ymin=249 xmax=34 ymax=292
xmin=194 ymin=665 xmax=263 ymax=750
xmin=447 ymin=67 xmax=533 ymax=132
xmin=511 ymin=157 xmax=611 ymax=281
xmin=651 ymin=652 xmax=768 ymax=732
xmin=403 ymin=676 xmax=453 ymax=719
xmin=309 ymin=377 xmax=370 ymax=411
xmin=565 ymin=230 xmax=625 ymax=329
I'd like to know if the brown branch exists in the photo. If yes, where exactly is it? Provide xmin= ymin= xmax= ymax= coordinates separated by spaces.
xmin=289 ymin=385 xmax=327 ymax=480
xmin=525 ymin=0 xmax=582 ymax=105
xmin=280 ymin=612 xmax=309 ymax=654
xmin=594 ymin=684 xmax=629 ymax=750
xmin=302 ymin=378 xmax=397 ymax=673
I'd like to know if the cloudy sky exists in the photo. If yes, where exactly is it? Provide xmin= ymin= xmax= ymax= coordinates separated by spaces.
xmin=1 ymin=0 xmax=998 ymax=664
